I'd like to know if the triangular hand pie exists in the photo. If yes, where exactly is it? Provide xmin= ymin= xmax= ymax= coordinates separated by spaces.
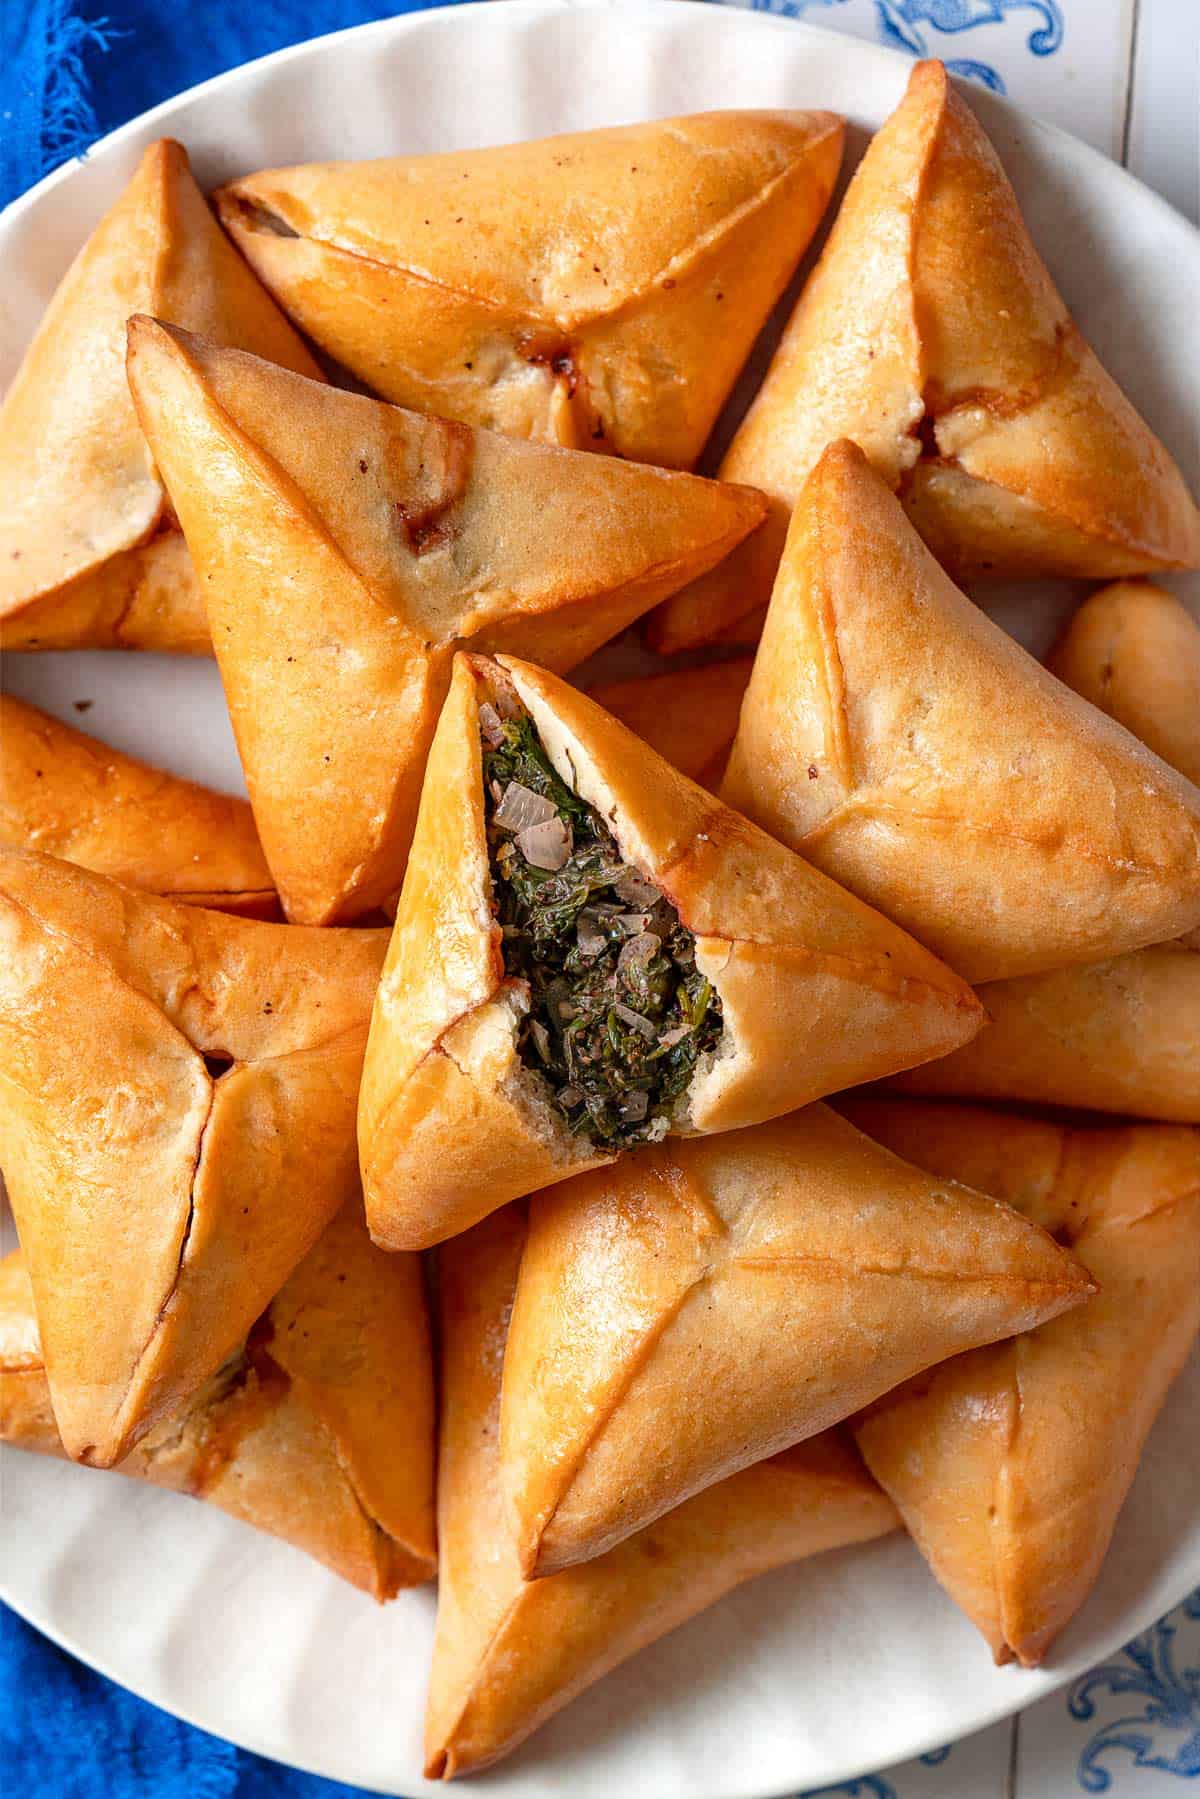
xmin=359 ymin=653 xmax=984 ymax=1250
xmin=0 ymin=847 xmax=387 ymax=1467
xmin=891 ymin=574 xmax=1200 ymax=1117
xmin=0 ymin=694 xmax=275 ymax=916
xmin=425 ymin=1205 xmax=898 ymax=1778
xmin=126 ymin=318 xmax=766 ymax=924
xmin=1049 ymin=580 xmax=1200 ymax=787
xmin=214 ymin=112 xmax=844 ymax=470
xmin=890 ymin=940 xmax=1200 ymax=1123
xmin=721 ymin=441 xmax=1200 ymax=982
xmin=0 ymin=140 xmax=322 ymax=654
xmin=589 ymin=658 xmax=753 ymax=791
xmin=843 ymin=1098 xmax=1200 ymax=1666
xmin=499 ymin=1103 xmax=1091 ymax=1578
xmin=649 ymin=60 xmax=1200 ymax=653
xmin=0 ymin=1204 xmax=435 ymax=1598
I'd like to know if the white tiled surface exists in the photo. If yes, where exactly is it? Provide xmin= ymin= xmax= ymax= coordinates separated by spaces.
xmin=702 ymin=0 xmax=1199 ymax=1793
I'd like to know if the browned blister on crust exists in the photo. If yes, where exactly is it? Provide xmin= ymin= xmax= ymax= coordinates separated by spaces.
xmin=721 ymin=441 xmax=1200 ymax=983
xmin=0 ymin=847 xmax=387 ymax=1466
xmin=126 ymin=318 xmax=767 ymax=923
xmin=216 ymin=111 xmax=844 ymax=470
xmin=358 ymin=653 xmax=985 ymax=1250
xmin=423 ymin=1205 xmax=898 ymax=1779
xmin=649 ymin=61 xmax=1200 ymax=654
xmin=844 ymin=1098 xmax=1200 ymax=1667
xmin=0 ymin=140 xmax=323 ymax=653
xmin=0 ymin=695 xmax=275 ymax=916
xmin=498 ymin=1103 xmax=1093 ymax=1579
xmin=0 ymin=1205 xmax=435 ymax=1598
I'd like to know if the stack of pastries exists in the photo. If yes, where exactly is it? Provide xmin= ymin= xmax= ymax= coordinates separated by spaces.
xmin=1 ymin=60 xmax=1198 ymax=1780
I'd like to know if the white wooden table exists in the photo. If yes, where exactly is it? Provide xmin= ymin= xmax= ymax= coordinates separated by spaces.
xmin=695 ymin=1 xmax=1200 ymax=1795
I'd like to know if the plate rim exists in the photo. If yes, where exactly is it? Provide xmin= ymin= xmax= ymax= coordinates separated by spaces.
xmin=4 ymin=0 xmax=1200 ymax=246
xmin=1 ymin=3 xmax=1197 ymax=1793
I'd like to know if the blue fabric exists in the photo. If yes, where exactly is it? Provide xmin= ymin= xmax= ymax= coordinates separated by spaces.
xmin=0 ymin=0 xmax=472 ymax=208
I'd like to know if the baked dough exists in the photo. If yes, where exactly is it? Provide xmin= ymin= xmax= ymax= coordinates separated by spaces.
xmin=359 ymin=653 xmax=985 ymax=1250
xmin=890 ymin=940 xmax=1200 ymax=1122
xmin=0 ymin=846 xmax=387 ymax=1467
xmin=589 ymin=658 xmax=753 ymax=790
xmin=0 ymin=140 xmax=322 ymax=653
xmin=721 ymin=441 xmax=1200 ymax=982
xmin=650 ymin=61 xmax=1200 ymax=653
xmin=0 ymin=694 xmax=274 ymax=916
xmin=126 ymin=318 xmax=767 ymax=923
xmin=0 ymin=1204 xmax=435 ymax=1598
xmin=424 ymin=1204 xmax=898 ymax=1778
xmin=844 ymin=1097 xmax=1200 ymax=1666
xmin=215 ymin=111 xmax=844 ymax=469
xmin=499 ymin=1102 xmax=1091 ymax=1577
xmin=890 ymin=577 xmax=1200 ymax=1115
xmin=1049 ymin=579 xmax=1200 ymax=786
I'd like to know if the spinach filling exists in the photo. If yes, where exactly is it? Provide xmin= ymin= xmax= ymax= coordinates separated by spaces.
xmin=481 ymin=706 xmax=723 ymax=1149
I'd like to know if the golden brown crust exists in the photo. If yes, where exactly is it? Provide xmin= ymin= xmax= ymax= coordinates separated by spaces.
xmin=890 ymin=595 xmax=1200 ymax=1117
xmin=424 ymin=1206 xmax=897 ymax=1778
xmin=126 ymin=318 xmax=766 ymax=923
xmin=0 ymin=695 xmax=275 ymax=916
xmin=216 ymin=112 xmax=844 ymax=470
xmin=0 ymin=140 xmax=322 ymax=653
xmin=721 ymin=441 xmax=1200 ymax=982
xmin=889 ymin=940 xmax=1200 ymax=1121
xmin=359 ymin=652 xmax=984 ymax=1250
xmin=1048 ymin=580 xmax=1200 ymax=787
xmin=499 ymin=1103 xmax=1092 ymax=1579
xmin=0 ymin=1212 xmax=435 ymax=1598
xmin=843 ymin=1098 xmax=1200 ymax=1666
xmin=650 ymin=61 xmax=1200 ymax=652
xmin=588 ymin=658 xmax=754 ymax=790
xmin=0 ymin=847 xmax=387 ymax=1468
xmin=0 ymin=530 xmax=211 ymax=655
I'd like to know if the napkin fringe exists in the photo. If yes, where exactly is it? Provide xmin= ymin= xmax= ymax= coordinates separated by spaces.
xmin=40 ymin=0 xmax=114 ymax=167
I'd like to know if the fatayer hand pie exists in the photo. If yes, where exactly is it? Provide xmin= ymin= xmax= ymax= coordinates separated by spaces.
xmin=358 ymin=653 xmax=985 ymax=1250
xmin=892 ymin=577 xmax=1200 ymax=1117
xmin=589 ymin=658 xmax=754 ymax=791
xmin=0 ymin=694 xmax=275 ymax=916
xmin=0 ymin=1205 xmax=435 ymax=1598
xmin=0 ymin=847 xmax=387 ymax=1468
xmin=843 ymin=1098 xmax=1200 ymax=1667
xmin=1049 ymin=580 xmax=1200 ymax=787
xmin=649 ymin=60 xmax=1200 ymax=654
xmin=0 ymin=140 xmax=322 ymax=655
xmin=499 ymin=1103 xmax=1092 ymax=1579
xmin=424 ymin=1205 xmax=899 ymax=1779
xmin=214 ymin=111 xmax=845 ymax=470
xmin=126 ymin=318 xmax=766 ymax=925
xmin=721 ymin=441 xmax=1200 ymax=983
xmin=890 ymin=941 xmax=1200 ymax=1122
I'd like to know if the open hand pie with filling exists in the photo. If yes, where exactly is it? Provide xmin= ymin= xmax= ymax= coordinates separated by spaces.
xmin=358 ymin=653 xmax=985 ymax=1248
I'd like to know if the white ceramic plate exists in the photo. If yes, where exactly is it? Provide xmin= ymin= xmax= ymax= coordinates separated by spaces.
xmin=1 ymin=3 xmax=1198 ymax=1794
